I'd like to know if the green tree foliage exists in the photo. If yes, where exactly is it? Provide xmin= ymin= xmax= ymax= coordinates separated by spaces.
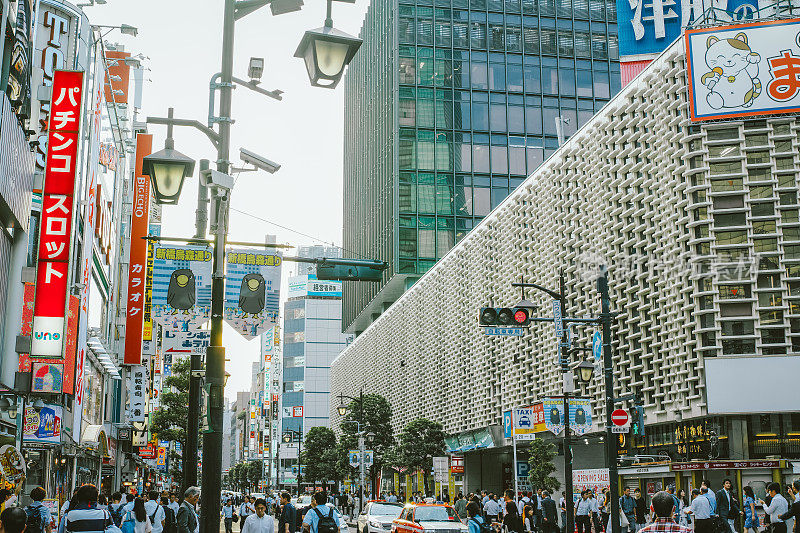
xmin=395 ymin=418 xmax=446 ymax=473
xmin=150 ymin=357 xmax=193 ymax=484
xmin=299 ymin=427 xmax=340 ymax=484
xmin=338 ymin=393 xmax=394 ymax=492
xmin=526 ymin=439 xmax=560 ymax=492
xmin=247 ymin=461 xmax=262 ymax=489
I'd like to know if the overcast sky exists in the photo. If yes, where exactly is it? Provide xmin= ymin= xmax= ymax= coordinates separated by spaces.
xmin=84 ymin=0 xmax=370 ymax=400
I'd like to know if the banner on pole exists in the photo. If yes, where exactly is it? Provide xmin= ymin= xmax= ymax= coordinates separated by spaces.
xmin=223 ymin=249 xmax=282 ymax=339
xmin=151 ymin=245 xmax=212 ymax=331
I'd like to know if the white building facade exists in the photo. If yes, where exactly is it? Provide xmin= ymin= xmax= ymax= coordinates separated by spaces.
xmin=332 ymin=27 xmax=800 ymax=495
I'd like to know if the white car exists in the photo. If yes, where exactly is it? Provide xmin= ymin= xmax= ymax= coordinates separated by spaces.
xmin=357 ymin=502 xmax=404 ymax=533
xmin=292 ymin=495 xmax=313 ymax=507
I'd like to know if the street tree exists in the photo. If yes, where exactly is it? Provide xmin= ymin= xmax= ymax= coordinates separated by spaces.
xmin=338 ymin=393 xmax=394 ymax=495
xmin=247 ymin=460 xmax=262 ymax=492
xmin=394 ymin=418 xmax=446 ymax=493
xmin=150 ymin=357 xmax=195 ymax=486
xmin=525 ymin=439 xmax=560 ymax=492
xmin=300 ymin=427 xmax=340 ymax=487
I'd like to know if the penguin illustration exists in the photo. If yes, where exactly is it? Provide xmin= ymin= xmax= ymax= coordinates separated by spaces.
xmin=549 ymin=407 xmax=561 ymax=425
xmin=574 ymin=406 xmax=587 ymax=426
xmin=239 ymin=273 xmax=266 ymax=314
xmin=167 ymin=269 xmax=195 ymax=310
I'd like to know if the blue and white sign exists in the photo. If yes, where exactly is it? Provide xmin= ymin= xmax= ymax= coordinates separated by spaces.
xmin=484 ymin=327 xmax=525 ymax=336
xmin=543 ymin=397 xmax=565 ymax=436
xmin=503 ymin=410 xmax=513 ymax=439
xmin=288 ymin=274 xmax=343 ymax=299
xmin=592 ymin=331 xmax=603 ymax=362
xmin=152 ymin=245 xmax=213 ymax=331
xmin=516 ymin=461 xmax=531 ymax=478
xmin=223 ymin=248 xmax=282 ymax=339
xmin=617 ymin=0 xmax=769 ymax=58
xmin=552 ymin=300 xmax=563 ymax=338
xmin=349 ymin=450 xmax=359 ymax=467
xmin=569 ymin=398 xmax=593 ymax=436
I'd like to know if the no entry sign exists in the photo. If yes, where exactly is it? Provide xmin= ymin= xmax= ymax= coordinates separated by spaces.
xmin=612 ymin=409 xmax=630 ymax=426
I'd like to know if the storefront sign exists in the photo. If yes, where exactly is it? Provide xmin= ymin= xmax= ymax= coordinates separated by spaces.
xmin=23 ymin=404 xmax=62 ymax=444
xmin=142 ymin=225 xmax=158 ymax=341
xmin=573 ymin=468 xmax=609 ymax=503
xmin=98 ymin=142 xmax=117 ymax=171
xmin=124 ymin=134 xmax=152 ymax=365
xmin=671 ymin=460 xmax=781 ymax=471
xmin=151 ymin=245 xmax=213 ymax=331
xmin=162 ymin=330 xmax=209 ymax=358
xmin=138 ymin=443 xmax=156 ymax=459
xmin=31 ymin=362 xmax=63 ymax=393
xmin=104 ymin=50 xmax=131 ymax=105
xmin=94 ymin=184 xmax=113 ymax=263
xmin=31 ymin=69 xmax=83 ymax=357
xmin=8 ymin=0 xmax=34 ymax=115
xmin=0 ymin=445 xmax=26 ymax=483
xmin=127 ymin=366 xmax=146 ymax=422
xmin=451 ymin=455 xmax=464 ymax=474
xmin=686 ymin=18 xmax=800 ymax=122
xmin=287 ymin=274 xmax=342 ymax=299
xmin=224 ymin=249 xmax=282 ymax=339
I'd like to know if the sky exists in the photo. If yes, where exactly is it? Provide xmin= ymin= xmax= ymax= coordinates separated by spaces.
xmin=83 ymin=0 xmax=370 ymax=400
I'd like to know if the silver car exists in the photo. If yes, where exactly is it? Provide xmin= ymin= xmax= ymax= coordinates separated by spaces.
xmin=357 ymin=501 xmax=404 ymax=533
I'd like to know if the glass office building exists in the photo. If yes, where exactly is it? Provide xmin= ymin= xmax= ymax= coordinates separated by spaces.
xmin=343 ymin=0 xmax=621 ymax=334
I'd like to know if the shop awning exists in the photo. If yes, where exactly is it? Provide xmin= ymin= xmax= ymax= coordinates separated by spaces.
xmin=81 ymin=425 xmax=110 ymax=457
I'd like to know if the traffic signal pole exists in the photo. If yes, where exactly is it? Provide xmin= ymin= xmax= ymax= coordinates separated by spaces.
xmin=598 ymin=271 xmax=620 ymax=533
xmin=559 ymin=270 xmax=575 ymax=533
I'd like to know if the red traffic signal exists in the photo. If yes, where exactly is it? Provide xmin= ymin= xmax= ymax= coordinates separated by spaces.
xmin=478 ymin=307 xmax=531 ymax=327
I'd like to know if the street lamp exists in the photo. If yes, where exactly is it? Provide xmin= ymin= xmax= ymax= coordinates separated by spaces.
xmin=575 ymin=360 xmax=595 ymax=384
xmin=337 ymin=403 xmax=348 ymax=417
xmin=141 ymin=109 xmax=196 ymax=205
xmin=294 ymin=0 xmax=362 ymax=88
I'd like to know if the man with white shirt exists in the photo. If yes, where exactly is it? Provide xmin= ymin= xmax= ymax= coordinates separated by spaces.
xmin=762 ymin=482 xmax=789 ymax=533
xmin=243 ymin=499 xmax=275 ymax=533
xmin=484 ymin=494 xmax=501 ymax=524
xmin=169 ymin=493 xmax=180 ymax=515
xmin=145 ymin=491 xmax=166 ymax=533
xmin=685 ymin=488 xmax=712 ymax=533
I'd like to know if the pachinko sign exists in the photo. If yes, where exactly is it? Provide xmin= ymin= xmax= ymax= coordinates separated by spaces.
xmin=686 ymin=18 xmax=800 ymax=121
xmin=23 ymin=404 xmax=62 ymax=445
xmin=31 ymin=70 xmax=83 ymax=357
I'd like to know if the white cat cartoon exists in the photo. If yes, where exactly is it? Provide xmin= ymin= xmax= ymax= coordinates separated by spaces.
xmin=700 ymin=32 xmax=762 ymax=109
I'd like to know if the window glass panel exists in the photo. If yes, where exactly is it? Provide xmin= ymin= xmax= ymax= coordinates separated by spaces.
xmin=558 ymin=29 xmax=574 ymax=56
xmin=523 ymin=27 xmax=539 ymax=54
xmin=522 ymin=0 xmax=537 ymax=14
xmin=471 ymin=22 xmax=487 ymax=49
xmin=472 ymin=101 xmax=489 ymax=130
xmin=524 ymin=63 xmax=541 ymax=93
xmin=435 ymin=59 xmax=452 ymax=87
xmin=490 ymin=103 xmax=507 ymax=132
xmin=418 ymin=97 xmax=434 ymax=128
xmin=399 ymin=137 xmax=416 ymax=169
xmin=509 ymin=139 xmax=526 ymax=175
xmin=399 ymin=183 xmax=416 ymax=213
xmin=418 ymin=138 xmax=436 ymax=170
xmin=489 ymin=61 xmax=505 ymax=90
xmin=473 ymin=144 xmax=490 ymax=173
xmin=437 ymin=186 xmax=454 ymax=215
xmin=576 ymin=69 xmax=592 ymax=97
xmin=435 ymin=21 xmax=452 ymax=47
xmin=589 ymin=0 xmax=604 ymax=19
xmin=399 ymin=58 xmax=416 ymax=84
xmin=435 ymin=98 xmax=453 ymax=129
xmin=418 ymin=18 xmax=434 ymax=45
xmin=399 ymin=228 xmax=417 ymax=257
xmin=471 ymin=62 xmax=488 ymax=90
xmin=491 ymin=145 xmax=508 ymax=173
xmin=507 ymin=64 xmax=523 ymax=92
xmin=399 ymin=97 xmax=416 ymax=126
xmin=540 ymin=0 xmax=555 ymax=16
xmin=542 ymin=66 xmax=559 ymax=94
xmin=435 ymin=136 xmax=453 ymax=171
xmin=506 ymin=26 xmax=522 ymax=52
xmin=541 ymin=29 xmax=557 ymax=55
xmin=453 ymin=23 xmax=469 ymax=47
xmin=489 ymin=24 xmax=505 ymax=50
xmin=559 ymin=69 xmax=575 ymax=96
xmin=593 ymin=70 xmax=609 ymax=98
xmin=418 ymin=57 xmax=434 ymax=85
xmin=591 ymin=32 xmax=608 ymax=59
xmin=455 ymin=98 xmax=470 ymax=129
xmin=508 ymin=104 xmax=524 ymax=133
xmin=400 ymin=17 xmax=415 ymax=44
xmin=525 ymin=105 xmax=542 ymax=134
xmin=557 ymin=0 xmax=572 ymax=16
xmin=573 ymin=0 xmax=589 ymax=18
xmin=474 ymin=187 xmax=490 ymax=216
xmin=574 ymin=32 xmax=591 ymax=58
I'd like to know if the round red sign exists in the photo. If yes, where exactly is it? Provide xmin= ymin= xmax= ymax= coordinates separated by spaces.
xmin=611 ymin=409 xmax=630 ymax=426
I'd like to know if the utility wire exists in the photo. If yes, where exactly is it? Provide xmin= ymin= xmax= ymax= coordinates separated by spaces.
xmin=229 ymin=206 xmax=373 ymax=260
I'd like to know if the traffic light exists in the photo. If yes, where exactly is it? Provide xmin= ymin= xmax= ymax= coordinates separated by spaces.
xmin=630 ymin=405 xmax=645 ymax=436
xmin=315 ymin=259 xmax=388 ymax=282
xmin=479 ymin=307 xmax=531 ymax=327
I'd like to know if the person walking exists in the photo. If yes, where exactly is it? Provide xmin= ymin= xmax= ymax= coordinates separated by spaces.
xmin=675 ymin=491 xmax=689 ymax=528
xmin=590 ymin=492 xmax=602 ymax=533
xmin=168 ymin=496 xmax=179 ymax=518
xmin=242 ymin=499 xmax=275 ymax=533
xmin=24 ymin=486 xmax=52 ymax=533
xmin=780 ymin=481 xmax=800 ymax=533
xmin=467 ymin=502 xmax=487 ymax=533
xmin=685 ymin=489 xmax=712 ymax=533
xmin=223 ymin=499 xmax=236 ymax=533
xmin=637 ymin=492 xmax=691 ymax=533
xmin=700 ymin=482 xmax=717 ymax=517
xmin=124 ymin=499 xmax=152 ymax=533
xmin=176 ymin=487 xmax=200 ymax=533
xmin=540 ymin=491 xmax=558 ymax=533
xmin=503 ymin=500 xmax=524 ymax=533
xmin=600 ymin=489 xmax=610 ymax=533
xmin=620 ymin=488 xmax=636 ymax=533
xmin=1 ymin=507 xmax=28 ymax=533
xmin=484 ymin=495 xmax=501 ymax=525
xmin=144 ymin=492 xmax=165 ymax=533
xmin=455 ymin=494 xmax=468 ymax=524
xmin=742 ymin=487 xmax=759 ymax=533
xmin=576 ymin=491 xmax=593 ymax=533
xmin=716 ymin=480 xmax=739 ymax=533
xmin=762 ymin=482 xmax=789 ymax=533
xmin=158 ymin=497 xmax=176 ymax=533
xmin=241 ymin=497 xmax=255 ymax=531
xmin=278 ymin=493 xmax=297 ymax=533
xmin=560 ymin=492 xmax=567 ymax=533
xmin=302 ymin=492 xmax=344 ymax=533
xmin=62 ymin=484 xmax=115 ymax=533
xmin=634 ymin=489 xmax=647 ymax=532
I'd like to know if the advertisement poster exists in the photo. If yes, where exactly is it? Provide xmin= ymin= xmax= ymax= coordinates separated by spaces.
xmin=569 ymin=398 xmax=594 ymax=436
xmin=151 ymin=245 xmax=212 ymax=331
xmin=223 ymin=249 xmax=282 ymax=339
xmin=543 ymin=398 xmax=565 ymax=436
xmin=0 ymin=445 xmax=26 ymax=483
xmin=686 ymin=18 xmax=800 ymax=121
xmin=23 ymin=404 xmax=62 ymax=444
xmin=573 ymin=468 xmax=610 ymax=502
xmin=31 ymin=362 xmax=63 ymax=393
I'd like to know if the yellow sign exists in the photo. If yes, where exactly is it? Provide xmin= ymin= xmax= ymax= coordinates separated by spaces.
xmin=405 ymin=475 xmax=412 ymax=500
xmin=417 ymin=470 xmax=424 ymax=492
xmin=435 ymin=481 xmax=441 ymax=499
xmin=394 ymin=472 xmax=400 ymax=491
xmin=449 ymin=470 xmax=455 ymax=501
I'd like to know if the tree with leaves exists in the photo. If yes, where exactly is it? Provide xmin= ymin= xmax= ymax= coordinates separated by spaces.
xmin=150 ymin=357 xmax=196 ymax=486
xmin=526 ymin=439 xmax=560 ymax=492
xmin=393 ymin=418 xmax=446 ymax=494
xmin=338 ymin=393 xmax=394 ymax=496
xmin=247 ymin=461 xmax=262 ymax=491
xmin=299 ymin=427 xmax=340 ymax=487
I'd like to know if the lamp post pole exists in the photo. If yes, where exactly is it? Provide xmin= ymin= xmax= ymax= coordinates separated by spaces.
xmin=599 ymin=271 xmax=620 ymax=533
xmin=558 ymin=270 xmax=575 ymax=533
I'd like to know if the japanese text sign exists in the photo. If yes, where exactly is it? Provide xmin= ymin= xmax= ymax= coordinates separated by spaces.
xmin=513 ymin=403 xmax=546 ymax=440
xmin=152 ymin=245 xmax=213 ymax=331
xmin=127 ymin=365 xmax=147 ymax=423
xmin=124 ymin=134 xmax=152 ymax=365
xmin=32 ymin=70 xmax=83 ymax=357
xmin=687 ymin=18 xmax=800 ymax=121
xmin=223 ymin=249 xmax=282 ymax=339
xmin=22 ymin=404 xmax=62 ymax=445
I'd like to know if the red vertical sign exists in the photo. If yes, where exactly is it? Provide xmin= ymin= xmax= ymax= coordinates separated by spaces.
xmin=124 ymin=133 xmax=152 ymax=365
xmin=31 ymin=70 xmax=83 ymax=357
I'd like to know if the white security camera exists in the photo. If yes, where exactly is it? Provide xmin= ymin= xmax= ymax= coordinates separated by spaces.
xmin=240 ymin=148 xmax=281 ymax=174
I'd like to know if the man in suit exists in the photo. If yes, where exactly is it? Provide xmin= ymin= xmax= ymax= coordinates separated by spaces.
xmin=541 ymin=490 xmax=558 ymax=533
xmin=177 ymin=486 xmax=200 ymax=533
xmin=716 ymin=479 xmax=740 ymax=533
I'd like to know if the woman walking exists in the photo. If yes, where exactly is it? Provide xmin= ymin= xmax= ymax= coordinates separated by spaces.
xmin=122 ymin=498 xmax=152 ymax=533
xmin=743 ymin=486 xmax=760 ymax=533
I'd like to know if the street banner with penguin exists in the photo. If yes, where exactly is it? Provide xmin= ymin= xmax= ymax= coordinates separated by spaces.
xmin=223 ymin=249 xmax=282 ymax=339
xmin=543 ymin=397 xmax=593 ymax=436
xmin=151 ymin=245 xmax=213 ymax=331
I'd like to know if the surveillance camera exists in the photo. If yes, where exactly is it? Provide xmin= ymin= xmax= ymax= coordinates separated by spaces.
xmin=240 ymin=148 xmax=280 ymax=174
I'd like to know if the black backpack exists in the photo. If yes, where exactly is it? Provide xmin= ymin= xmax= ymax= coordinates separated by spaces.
xmin=471 ymin=517 xmax=493 ymax=533
xmin=161 ymin=505 xmax=178 ymax=533
xmin=110 ymin=504 xmax=124 ymax=526
xmin=314 ymin=507 xmax=339 ymax=533
xmin=25 ymin=505 xmax=45 ymax=533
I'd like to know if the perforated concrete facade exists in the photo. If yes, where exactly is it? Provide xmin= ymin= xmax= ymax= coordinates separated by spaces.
xmin=331 ymin=35 xmax=800 ymax=436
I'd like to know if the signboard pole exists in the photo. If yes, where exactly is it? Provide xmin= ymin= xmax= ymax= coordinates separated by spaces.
xmin=559 ymin=271 xmax=575 ymax=533
xmin=512 ymin=410 xmax=519 ymax=500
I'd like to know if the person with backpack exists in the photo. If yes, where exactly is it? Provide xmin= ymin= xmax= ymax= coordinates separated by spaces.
xmin=467 ymin=501 xmax=493 ymax=533
xmin=25 ymin=486 xmax=52 ymax=533
xmin=144 ymin=492 xmax=164 ymax=533
xmin=241 ymin=498 xmax=274 ymax=533
xmin=109 ymin=493 xmax=125 ymax=527
xmin=158 ymin=497 xmax=176 ymax=533
xmin=121 ymin=498 xmax=152 ymax=533
xmin=62 ymin=484 xmax=115 ymax=533
xmin=301 ymin=492 xmax=344 ymax=533
xmin=1 ymin=507 xmax=29 ymax=533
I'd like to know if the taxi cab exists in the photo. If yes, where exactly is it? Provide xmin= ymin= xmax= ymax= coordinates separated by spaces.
xmin=391 ymin=504 xmax=468 ymax=533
